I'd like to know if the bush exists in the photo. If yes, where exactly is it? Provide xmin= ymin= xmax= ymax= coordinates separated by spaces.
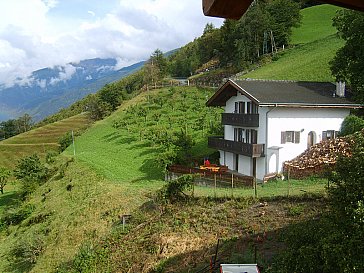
xmin=339 ymin=115 xmax=364 ymax=136
xmin=0 ymin=204 xmax=34 ymax=229
xmin=58 ymin=132 xmax=73 ymax=152
xmin=9 ymin=234 xmax=46 ymax=271
xmin=157 ymin=174 xmax=194 ymax=203
xmin=14 ymin=154 xmax=49 ymax=196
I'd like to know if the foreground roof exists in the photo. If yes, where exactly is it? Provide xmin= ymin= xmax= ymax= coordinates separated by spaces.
xmin=206 ymin=79 xmax=362 ymax=108
xmin=203 ymin=0 xmax=364 ymax=19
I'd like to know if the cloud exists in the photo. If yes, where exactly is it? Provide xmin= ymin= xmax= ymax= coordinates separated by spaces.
xmin=49 ymin=64 xmax=77 ymax=85
xmin=0 ymin=0 xmax=223 ymax=87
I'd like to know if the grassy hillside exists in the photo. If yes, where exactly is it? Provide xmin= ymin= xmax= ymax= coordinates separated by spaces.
xmin=242 ymin=4 xmax=343 ymax=82
xmin=0 ymin=86 xmax=328 ymax=272
xmin=0 ymin=113 xmax=92 ymax=169
xmin=291 ymin=4 xmax=340 ymax=44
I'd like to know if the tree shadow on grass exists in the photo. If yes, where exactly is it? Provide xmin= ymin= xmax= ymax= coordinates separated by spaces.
xmin=138 ymin=158 xmax=164 ymax=181
xmin=102 ymin=132 xmax=137 ymax=145
xmin=0 ymin=191 xmax=21 ymax=211
xmin=153 ymin=228 xmax=286 ymax=273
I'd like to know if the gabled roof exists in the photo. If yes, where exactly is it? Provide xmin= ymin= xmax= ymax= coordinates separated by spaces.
xmin=203 ymin=0 xmax=364 ymax=20
xmin=206 ymin=79 xmax=362 ymax=108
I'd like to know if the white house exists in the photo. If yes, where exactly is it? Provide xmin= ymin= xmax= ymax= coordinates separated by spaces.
xmin=206 ymin=79 xmax=362 ymax=180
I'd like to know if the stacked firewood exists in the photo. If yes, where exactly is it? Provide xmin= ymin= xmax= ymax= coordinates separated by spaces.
xmin=283 ymin=134 xmax=358 ymax=179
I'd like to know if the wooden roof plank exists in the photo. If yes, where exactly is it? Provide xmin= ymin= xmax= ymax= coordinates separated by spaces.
xmin=203 ymin=0 xmax=364 ymax=19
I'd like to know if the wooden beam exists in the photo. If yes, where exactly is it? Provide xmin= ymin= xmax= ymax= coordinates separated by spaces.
xmin=326 ymin=0 xmax=364 ymax=11
xmin=203 ymin=0 xmax=364 ymax=20
xmin=202 ymin=0 xmax=253 ymax=19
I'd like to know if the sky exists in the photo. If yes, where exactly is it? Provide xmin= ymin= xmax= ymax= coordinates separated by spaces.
xmin=0 ymin=0 xmax=223 ymax=87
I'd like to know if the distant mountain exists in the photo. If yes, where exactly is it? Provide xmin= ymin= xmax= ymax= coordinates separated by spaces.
xmin=0 ymin=58 xmax=145 ymax=122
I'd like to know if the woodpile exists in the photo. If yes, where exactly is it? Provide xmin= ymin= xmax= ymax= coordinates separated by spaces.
xmin=283 ymin=134 xmax=358 ymax=179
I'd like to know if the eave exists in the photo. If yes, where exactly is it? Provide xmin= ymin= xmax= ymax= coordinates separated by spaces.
xmin=260 ymin=103 xmax=363 ymax=109
xmin=206 ymin=79 xmax=259 ymax=107
xmin=202 ymin=0 xmax=364 ymax=19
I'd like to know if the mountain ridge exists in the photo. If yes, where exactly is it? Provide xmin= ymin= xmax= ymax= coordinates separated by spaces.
xmin=0 ymin=58 xmax=145 ymax=122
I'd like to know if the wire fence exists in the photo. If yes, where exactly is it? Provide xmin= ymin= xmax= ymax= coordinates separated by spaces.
xmin=166 ymin=165 xmax=327 ymax=199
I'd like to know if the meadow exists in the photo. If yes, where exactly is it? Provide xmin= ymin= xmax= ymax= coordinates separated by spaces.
xmin=243 ymin=4 xmax=343 ymax=82
xmin=0 ymin=113 xmax=92 ymax=169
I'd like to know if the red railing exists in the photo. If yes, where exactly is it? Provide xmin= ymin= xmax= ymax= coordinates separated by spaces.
xmin=167 ymin=164 xmax=254 ymax=188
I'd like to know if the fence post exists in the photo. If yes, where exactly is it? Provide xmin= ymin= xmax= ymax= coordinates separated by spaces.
xmin=287 ymin=166 xmax=291 ymax=197
xmin=214 ymin=173 xmax=217 ymax=198
xmin=254 ymin=177 xmax=257 ymax=198
xmin=231 ymin=173 xmax=234 ymax=198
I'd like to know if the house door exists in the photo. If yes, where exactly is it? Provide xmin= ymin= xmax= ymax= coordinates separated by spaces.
xmin=307 ymin=131 xmax=316 ymax=148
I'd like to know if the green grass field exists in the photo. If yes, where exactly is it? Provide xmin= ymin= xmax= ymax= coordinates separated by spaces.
xmin=242 ymin=4 xmax=343 ymax=82
xmin=0 ymin=113 xmax=92 ymax=169
xmin=291 ymin=4 xmax=340 ymax=45
xmin=243 ymin=35 xmax=344 ymax=82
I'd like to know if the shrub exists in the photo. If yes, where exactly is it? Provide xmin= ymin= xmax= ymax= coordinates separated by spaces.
xmin=157 ymin=174 xmax=194 ymax=203
xmin=58 ymin=132 xmax=73 ymax=152
xmin=9 ymin=234 xmax=46 ymax=271
xmin=14 ymin=154 xmax=49 ymax=196
xmin=339 ymin=115 xmax=364 ymax=136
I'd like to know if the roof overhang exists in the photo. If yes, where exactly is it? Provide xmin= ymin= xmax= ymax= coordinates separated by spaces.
xmin=206 ymin=79 xmax=363 ymax=109
xmin=260 ymin=103 xmax=363 ymax=109
xmin=202 ymin=0 xmax=364 ymax=19
xmin=206 ymin=79 xmax=259 ymax=106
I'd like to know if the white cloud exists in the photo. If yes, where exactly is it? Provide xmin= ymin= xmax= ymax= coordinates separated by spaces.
xmin=0 ymin=0 xmax=223 ymax=87
xmin=49 ymin=64 xmax=77 ymax=85
xmin=88 ymin=10 xmax=96 ymax=17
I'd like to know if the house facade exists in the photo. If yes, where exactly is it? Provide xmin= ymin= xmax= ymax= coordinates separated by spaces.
xmin=207 ymin=79 xmax=361 ymax=180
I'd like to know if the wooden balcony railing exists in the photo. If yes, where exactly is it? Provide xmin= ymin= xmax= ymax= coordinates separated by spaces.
xmin=208 ymin=136 xmax=265 ymax=158
xmin=222 ymin=113 xmax=259 ymax=127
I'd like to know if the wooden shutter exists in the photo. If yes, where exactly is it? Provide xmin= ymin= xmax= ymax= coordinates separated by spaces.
xmin=294 ymin=131 xmax=300 ymax=144
xmin=322 ymin=131 xmax=327 ymax=140
xmin=281 ymin=131 xmax=286 ymax=144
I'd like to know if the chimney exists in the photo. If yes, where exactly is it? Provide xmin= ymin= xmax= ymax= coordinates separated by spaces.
xmin=336 ymin=81 xmax=346 ymax=97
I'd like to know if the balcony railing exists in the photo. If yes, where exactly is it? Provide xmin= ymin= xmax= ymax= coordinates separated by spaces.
xmin=222 ymin=113 xmax=259 ymax=127
xmin=208 ymin=136 xmax=265 ymax=158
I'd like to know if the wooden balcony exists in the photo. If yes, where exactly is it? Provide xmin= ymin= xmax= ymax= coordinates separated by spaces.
xmin=208 ymin=136 xmax=265 ymax=158
xmin=222 ymin=113 xmax=259 ymax=127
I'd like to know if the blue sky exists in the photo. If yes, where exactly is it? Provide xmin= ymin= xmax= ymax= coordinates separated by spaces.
xmin=0 ymin=0 xmax=223 ymax=87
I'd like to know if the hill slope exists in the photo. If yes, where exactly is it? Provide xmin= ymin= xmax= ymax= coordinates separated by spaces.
xmin=0 ymin=59 xmax=144 ymax=122
xmin=0 ymin=86 xmax=327 ymax=273
xmin=0 ymin=113 xmax=92 ymax=169
xmin=242 ymin=4 xmax=343 ymax=82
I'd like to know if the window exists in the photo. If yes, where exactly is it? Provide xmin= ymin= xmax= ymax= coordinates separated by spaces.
xmin=234 ymin=128 xmax=245 ymax=142
xmin=234 ymin=101 xmax=246 ymax=113
xmin=322 ymin=130 xmax=339 ymax=140
xmin=281 ymin=131 xmax=300 ymax=144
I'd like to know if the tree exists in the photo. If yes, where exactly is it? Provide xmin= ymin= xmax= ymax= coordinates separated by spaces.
xmin=145 ymin=49 xmax=168 ymax=82
xmin=331 ymin=10 xmax=364 ymax=103
xmin=0 ymin=167 xmax=11 ymax=194
xmin=98 ymin=84 xmax=122 ymax=111
xmin=14 ymin=154 xmax=49 ymax=195
xmin=16 ymin=113 xmax=33 ymax=133
xmin=327 ymin=130 xmax=364 ymax=272
xmin=267 ymin=0 xmax=301 ymax=48
xmin=340 ymin=115 xmax=364 ymax=136
xmin=86 ymin=95 xmax=111 ymax=121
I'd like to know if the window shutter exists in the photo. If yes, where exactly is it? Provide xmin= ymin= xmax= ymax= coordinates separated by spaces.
xmin=322 ymin=131 xmax=327 ymax=140
xmin=294 ymin=131 xmax=300 ymax=144
xmin=281 ymin=131 xmax=286 ymax=144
